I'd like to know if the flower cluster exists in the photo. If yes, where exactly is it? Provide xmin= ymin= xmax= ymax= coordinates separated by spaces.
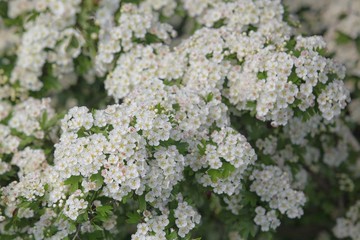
xmin=9 ymin=0 xmax=84 ymax=91
xmin=8 ymin=98 xmax=54 ymax=138
xmin=0 ymin=18 xmax=19 ymax=55
xmin=132 ymin=211 xmax=170 ymax=239
xmin=63 ymin=190 xmax=88 ymax=221
xmin=250 ymin=166 xmax=306 ymax=224
xmin=0 ymin=78 xmax=258 ymax=238
xmin=103 ymin=6 xmax=350 ymax=126
xmin=0 ymin=124 xmax=20 ymax=156
xmin=174 ymin=200 xmax=201 ymax=237
xmin=0 ymin=97 xmax=56 ymax=178
xmin=254 ymin=206 xmax=280 ymax=231
xmin=286 ymin=0 xmax=360 ymax=77
xmin=196 ymin=127 xmax=256 ymax=195
xmin=95 ymin=1 xmax=176 ymax=75
xmin=28 ymin=209 xmax=75 ymax=240
xmin=333 ymin=200 xmax=360 ymax=239
xmin=11 ymin=147 xmax=46 ymax=177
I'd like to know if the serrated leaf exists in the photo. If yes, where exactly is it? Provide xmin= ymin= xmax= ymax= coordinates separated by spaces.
xmin=126 ymin=212 xmax=142 ymax=224
xmin=285 ymin=38 xmax=296 ymax=52
xmin=96 ymin=205 xmax=113 ymax=217
xmin=77 ymin=212 xmax=89 ymax=223
xmin=239 ymin=218 xmax=257 ymax=239
xmin=69 ymin=222 xmax=77 ymax=232
xmin=208 ymin=169 xmax=222 ymax=182
xmin=167 ymin=231 xmax=178 ymax=240
xmin=90 ymin=172 xmax=104 ymax=187
xmin=159 ymin=139 xmax=189 ymax=155
xmin=92 ymin=224 xmax=103 ymax=231
xmin=64 ymin=175 xmax=82 ymax=193
xmin=222 ymin=162 xmax=235 ymax=178
xmin=241 ymin=191 xmax=258 ymax=207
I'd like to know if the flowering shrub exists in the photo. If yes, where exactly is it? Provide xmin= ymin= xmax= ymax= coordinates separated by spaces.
xmin=0 ymin=0 xmax=359 ymax=239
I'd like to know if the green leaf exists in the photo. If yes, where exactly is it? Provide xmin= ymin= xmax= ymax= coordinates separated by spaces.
xmin=213 ymin=18 xmax=225 ymax=28
xmin=197 ymin=140 xmax=207 ymax=156
xmin=42 ymin=74 xmax=61 ymax=92
xmin=66 ymin=35 xmax=80 ymax=52
xmin=208 ymin=162 xmax=237 ymax=182
xmin=159 ymin=139 xmax=189 ymax=155
xmin=46 ymin=225 xmax=58 ymax=236
xmin=0 ymin=2 xmax=8 ymax=18
xmin=257 ymin=71 xmax=267 ymax=80
xmin=167 ymin=231 xmax=178 ymax=240
xmin=77 ymin=212 xmax=89 ymax=223
xmin=259 ymin=232 xmax=274 ymax=240
xmin=75 ymin=54 xmax=92 ymax=75
xmin=289 ymin=68 xmax=300 ymax=84
xmin=87 ymin=230 xmax=104 ymax=240
xmin=139 ymin=195 xmax=146 ymax=212
xmin=206 ymin=92 xmax=214 ymax=103
xmin=247 ymin=25 xmax=258 ymax=32
xmin=93 ymin=205 xmax=113 ymax=223
xmin=44 ymin=112 xmax=65 ymax=130
xmin=122 ymin=192 xmax=133 ymax=204
xmin=40 ymin=111 xmax=48 ymax=130
xmin=207 ymin=169 xmax=222 ymax=182
xmin=241 ymin=191 xmax=258 ymax=207
xmin=163 ymin=78 xmax=182 ymax=86
xmin=222 ymin=162 xmax=235 ymax=178
xmin=90 ymin=172 xmax=104 ymax=187
xmin=133 ymin=32 xmax=162 ymax=44
xmin=77 ymin=127 xmax=88 ymax=137
xmin=356 ymin=37 xmax=360 ymax=54
xmin=316 ymin=48 xmax=327 ymax=57
xmin=172 ymin=103 xmax=180 ymax=111
xmin=19 ymin=136 xmax=36 ymax=149
xmin=336 ymin=31 xmax=352 ymax=44
xmin=96 ymin=205 xmax=113 ymax=217
xmin=176 ymin=141 xmax=189 ymax=155
xmin=285 ymin=38 xmax=296 ymax=52
xmin=64 ymin=175 xmax=82 ymax=185
xmin=246 ymin=101 xmax=256 ymax=109
xmin=224 ymin=53 xmax=243 ymax=65
xmin=126 ymin=212 xmax=142 ymax=224
xmin=18 ymin=201 xmax=30 ymax=209
xmin=239 ymin=218 xmax=257 ymax=239
xmin=64 ymin=175 xmax=82 ymax=193
xmin=68 ymin=222 xmax=77 ymax=232
xmin=92 ymin=224 xmax=104 ymax=231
